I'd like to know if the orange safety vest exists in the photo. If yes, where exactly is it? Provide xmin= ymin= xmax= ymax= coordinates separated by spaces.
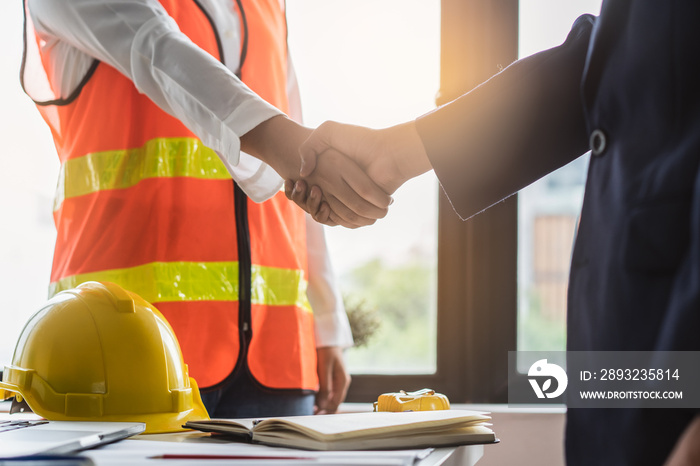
xmin=28 ymin=0 xmax=318 ymax=392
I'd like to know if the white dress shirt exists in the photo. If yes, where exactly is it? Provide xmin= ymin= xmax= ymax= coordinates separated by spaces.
xmin=26 ymin=0 xmax=353 ymax=348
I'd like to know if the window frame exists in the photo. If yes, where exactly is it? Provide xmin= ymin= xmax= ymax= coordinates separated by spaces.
xmin=345 ymin=0 xmax=520 ymax=404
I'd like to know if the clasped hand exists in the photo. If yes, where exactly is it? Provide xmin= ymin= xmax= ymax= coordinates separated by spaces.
xmin=286 ymin=120 xmax=432 ymax=228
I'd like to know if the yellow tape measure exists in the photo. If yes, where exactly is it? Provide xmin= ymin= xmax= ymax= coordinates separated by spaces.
xmin=373 ymin=389 xmax=450 ymax=412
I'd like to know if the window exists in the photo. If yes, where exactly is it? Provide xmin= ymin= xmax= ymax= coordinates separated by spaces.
xmin=321 ymin=0 xmax=603 ymax=402
xmin=286 ymin=0 xmax=441 ymax=376
xmin=516 ymin=0 xmax=602 ymax=369
xmin=437 ymin=0 xmax=602 ymax=399
xmin=0 ymin=0 xmax=59 ymax=369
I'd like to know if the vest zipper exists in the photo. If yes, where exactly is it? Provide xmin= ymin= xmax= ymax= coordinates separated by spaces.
xmin=234 ymin=182 xmax=253 ymax=357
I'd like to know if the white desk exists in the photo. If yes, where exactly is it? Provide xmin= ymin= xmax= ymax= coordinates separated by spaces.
xmin=80 ymin=432 xmax=483 ymax=466
xmin=1 ymin=403 xmax=483 ymax=466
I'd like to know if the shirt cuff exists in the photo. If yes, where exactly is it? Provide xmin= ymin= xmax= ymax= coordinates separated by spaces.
xmin=219 ymin=107 xmax=286 ymax=203
xmin=314 ymin=309 xmax=354 ymax=349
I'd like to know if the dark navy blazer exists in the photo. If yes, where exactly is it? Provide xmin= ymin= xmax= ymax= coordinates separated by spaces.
xmin=416 ymin=1 xmax=700 ymax=464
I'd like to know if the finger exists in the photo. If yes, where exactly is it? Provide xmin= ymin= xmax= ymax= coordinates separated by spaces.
xmin=290 ymin=179 xmax=310 ymax=208
xmin=313 ymin=201 xmax=335 ymax=226
xmin=284 ymin=179 xmax=295 ymax=200
xmin=318 ymin=149 xmax=390 ymax=218
xmin=324 ymin=193 xmax=377 ymax=228
xmin=326 ymin=367 xmax=351 ymax=414
xmin=328 ymin=210 xmax=344 ymax=228
xmin=315 ymin=358 xmax=333 ymax=416
xmin=327 ymin=207 xmax=372 ymax=229
xmin=327 ymin=175 xmax=389 ymax=223
xmin=341 ymin=168 xmax=393 ymax=212
xmin=299 ymin=151 xmax=318 ymax=178
xmin=299 ymin=121 xmax=340 ymax=177
xmin=315 ymin=390 xmax=330 ymax=415
xmin=306 ymin=185 xmax=323 ymax=217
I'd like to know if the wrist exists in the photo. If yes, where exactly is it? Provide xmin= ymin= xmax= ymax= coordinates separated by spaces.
xmin=240 ymin=115 xmax=311 ymax=179
xmin=383 ymin=121 xmax=433 ymax=185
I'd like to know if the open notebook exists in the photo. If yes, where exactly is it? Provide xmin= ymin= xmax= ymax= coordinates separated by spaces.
xmin=186 ymin=409 xmax=496 ymax=451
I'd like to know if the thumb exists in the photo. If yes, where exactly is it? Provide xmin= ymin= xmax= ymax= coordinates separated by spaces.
xmin=299 ymin=121 xmax=339 ymax=177
xmin=315 ymin=354 xmax=333 ymax=415
xmin=299 ymin=150 xmax=318 ymax=178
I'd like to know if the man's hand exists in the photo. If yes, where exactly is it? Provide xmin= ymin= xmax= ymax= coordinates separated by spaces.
xmin=289 ymin=120 xmax=432 ymax=226
xmin=302 ymin=147 xmax=391 ymax=228
xmin=241 ymin=115 xmax=391 ymax=227
xmin=286 ymin=179 xmax=335 ymax=225
xmin=315 ymin=346 xmax=351 ymax=415
xmin=300 ymin=122 xmax=403 ymax=193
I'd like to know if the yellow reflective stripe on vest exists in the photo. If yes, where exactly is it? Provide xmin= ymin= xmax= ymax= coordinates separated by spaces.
xmin=49 ymin=262 xmax=311 ymax=312
xmin=54 ymin=138 xmax=229 ymax=210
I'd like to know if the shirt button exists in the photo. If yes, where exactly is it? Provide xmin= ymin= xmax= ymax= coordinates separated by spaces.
xmin=590 ymin=129 xmax=607 ymax=156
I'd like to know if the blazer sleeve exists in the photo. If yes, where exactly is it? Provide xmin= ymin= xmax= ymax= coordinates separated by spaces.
xmin=416 ymin=15 xmax=595 ymax=220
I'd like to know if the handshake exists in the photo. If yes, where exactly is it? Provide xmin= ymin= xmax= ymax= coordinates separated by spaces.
xmin=278 ymin=119 xmax=433 ymax=228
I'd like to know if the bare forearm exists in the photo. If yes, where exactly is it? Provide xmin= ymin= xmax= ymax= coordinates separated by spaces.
xmin=240 ymin=115 xmax=311 ymax=180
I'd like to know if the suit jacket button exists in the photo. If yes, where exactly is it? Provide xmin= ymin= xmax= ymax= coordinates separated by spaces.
xmin=590 ymin=129 xmax=607 ymax=156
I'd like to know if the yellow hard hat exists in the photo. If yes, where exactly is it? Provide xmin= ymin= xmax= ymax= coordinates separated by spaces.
xmin=0 ymin=281 xmax=209 ymax=433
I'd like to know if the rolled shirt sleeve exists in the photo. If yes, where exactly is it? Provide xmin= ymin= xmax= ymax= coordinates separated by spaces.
xmin=305 ymin=215 xmax=354 ymax=349
xmin=27 ymin=0 xmax=284 ymax=202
